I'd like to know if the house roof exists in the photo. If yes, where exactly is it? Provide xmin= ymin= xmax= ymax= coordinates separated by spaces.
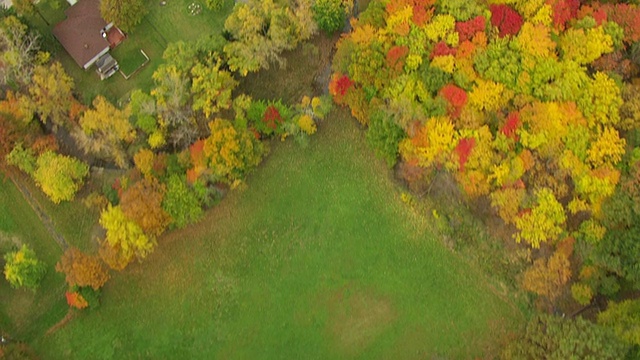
xmin=52 ymin=0 xmax=110 ymax=69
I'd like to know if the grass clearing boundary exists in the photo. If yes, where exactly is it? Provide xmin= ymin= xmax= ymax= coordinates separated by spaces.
xmin=32 ymin=111 xmax=524 ymax=359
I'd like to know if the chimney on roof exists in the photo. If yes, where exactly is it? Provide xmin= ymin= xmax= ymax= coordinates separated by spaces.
xmin=84 ymin=43 xmax=88 ymax=49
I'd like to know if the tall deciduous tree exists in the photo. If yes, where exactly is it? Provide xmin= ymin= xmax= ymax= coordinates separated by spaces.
xmin=55 ymin=247 xmax=110 ymax=290
xmin=75 ymin=96 xmax=135 ymax=168
xmin=133 ymin=148 xmax=155 ymax=178
xmin=119 ymin=177 xmax=171 ymax=237
xmin=203 ymin=119 xmax=265 ymax=184
xmin=28 ymin=62 xmax=74 ymax=127
xmin=312 ymin=0 xmax=346 ymax=34
xmin=99 ymin=204 xmax=155 ymax=270
xmin=598 ymin=299 xmax=640 ymax=346
xmin=191 ymin=58 xmax=238 ymax=118
xmin=0 ymin=16 xmax=40 ymax=88
xmin=522 ymin=238 xmax=574 ymax=305
xmin=100 ymin=0 xmax=147 ymax=32
xmin=10 ymin=0 xmax=36 ymax=16
xmin=33 ymin=151 xmax=89 ymax=204
xmin=366 ymin=111 xmax=406 ymax=167
xmin=5 ymin=142 xmax=36 ymax=175
xmin=514 ymin=188 xmax=566 ymax=248
xmin=223 ymin=0 xmax=317 ymax=75
xmin=151 ymin=64 xmax=196 ymax=148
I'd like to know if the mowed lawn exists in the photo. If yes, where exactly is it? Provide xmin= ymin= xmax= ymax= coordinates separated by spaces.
xmin=17 ymin=172 xmax=102 ymax=252
xmin=0 ymin=176 xmax=67 ymax=342
xmin=33 ymin=113 xmax=523 ymax=359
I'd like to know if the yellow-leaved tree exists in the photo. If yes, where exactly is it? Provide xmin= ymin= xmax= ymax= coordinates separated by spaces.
xmin=514 ymin=188 xmax=566 ymax=248
xmin=399 ymin=116 xmax=457 ymax=169
xmin=203 ymin=119 xmax=265 ymax=184
xmin=587 ymin=127 xmax=626 ymax=168
xmin=75 ymin=96 xmax=135 ymax=168
xmin=28 ymin=62 xmax=74 ymax=127
xmin=99 ymin=204 xmax=155 ymax=271
xmin=190 ymin=58 xmax=238 ymax=118
xmin=133 ymin=149 xmax=155 ymax=178
xmin=33 ymin=151 xmax=89 ymax=204
xmin=522 ymin=237 xmax=574 ymax=306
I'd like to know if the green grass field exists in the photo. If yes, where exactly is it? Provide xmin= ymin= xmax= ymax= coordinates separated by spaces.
xmin=0 ymin=176 xmax=67 ymax=342
xmin=31 ymin=113 xmax=523 ymax=359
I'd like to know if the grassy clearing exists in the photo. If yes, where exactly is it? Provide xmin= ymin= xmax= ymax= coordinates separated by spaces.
xmin=32 ymin=112 xmax=523 ymax=359
xmin=144 ymin=0 xmax=233 ymax=44
xmin=0 ymin=176 xmax=67 ymax=342
xmin=16 ymin=173 xmax=100 ymax=252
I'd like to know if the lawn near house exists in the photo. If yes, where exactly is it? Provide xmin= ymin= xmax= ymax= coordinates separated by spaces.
xmin=144 ymin=0 xmax=234 ymax=44
xmin=32 ymin=113 xmax=524 ymax=359
xmin=111 ymin=46 xmax=148 ymax=79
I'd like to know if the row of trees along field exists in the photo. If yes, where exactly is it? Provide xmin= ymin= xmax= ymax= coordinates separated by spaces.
xmin=330 ymin=0 xmax=640 ymax=357
xmin=0 ymin=0 xmax=336 ymax=312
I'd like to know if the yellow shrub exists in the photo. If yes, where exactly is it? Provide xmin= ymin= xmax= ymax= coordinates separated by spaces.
xmin=298 ymin=114 xmax=317 ymax=135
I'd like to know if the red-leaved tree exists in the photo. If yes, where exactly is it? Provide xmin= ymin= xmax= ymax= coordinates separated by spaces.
xmin=501 ymin=111 xmax=521 ymax=141
xmin=456 ymin=16 xmax=486 ymax=42
xmin=489 ymin=4 xmax=523 ymax=38
xmin=387 ymin=45 xmax=410 ymax=73
xmin=550 ymin=0 xmax=580 ymax=30
xmin=329 ymin=74 xmax=355 ymax=104
xmin=262 ymin=105 xmax=283 ymax=131
xmin=430 ymin=42 xmax=457 ymax=59
xmin=455 ymin=137 xmax=476 ymax=172
xmin=440 ymin=84 xmax=467 ymax=118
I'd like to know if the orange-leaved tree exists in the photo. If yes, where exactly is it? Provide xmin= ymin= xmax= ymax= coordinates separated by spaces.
xmin=56 ymin=247 xmax=110 ymax=290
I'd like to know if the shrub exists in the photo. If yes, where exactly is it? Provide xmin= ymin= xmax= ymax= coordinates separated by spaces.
xmin=367 ymin=111 xmax=406 ymax=167
xmin=78 ymin=286 xmax=101 ymax=309
xmin=205 ymin=0 xmax=225 ymax=11
xmin=163 ymin=174 xmax=203 ymax=229
xmin=313 ymin=0 xmax=346 ymax=34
